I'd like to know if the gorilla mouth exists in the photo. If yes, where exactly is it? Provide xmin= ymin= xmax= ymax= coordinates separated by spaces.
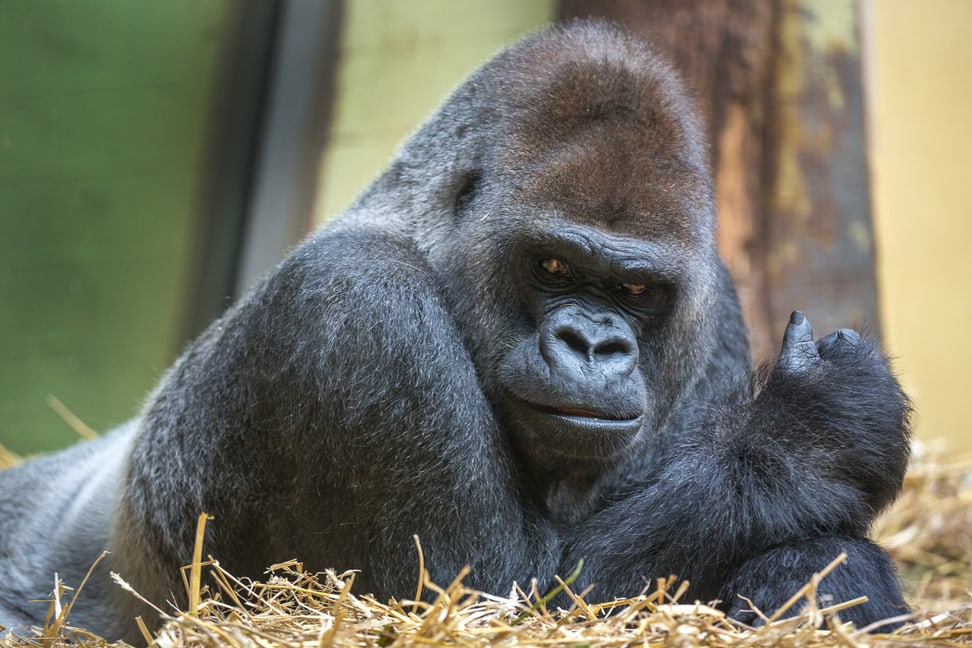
xmin=532 ymin=403 xmax=644 ymax=431
xmin=503 ymin=395 xmax=645 ymax=459
xmin=520 ymin=402 xmax=645 ymax=459
xmin=545 ymin=406 xmax=632 ymax=421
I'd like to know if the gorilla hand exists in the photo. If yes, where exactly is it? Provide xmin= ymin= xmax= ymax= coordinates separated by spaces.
xmin=777 ymin=310 xmax=866 ymax=373
xmin=712 ymin=315 xmax=912 ymax=627
xmin=766 ymin=310 xmax=911 ymax=523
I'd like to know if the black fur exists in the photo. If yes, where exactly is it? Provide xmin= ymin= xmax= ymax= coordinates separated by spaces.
xmin=0 ymin=22 xmax=911 ymax=642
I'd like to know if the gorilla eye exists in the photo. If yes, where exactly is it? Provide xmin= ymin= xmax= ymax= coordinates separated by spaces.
xmin=540 ymin=258 xmax=570 ymax=277
xmin=617 ymin=280 xmax=674 ymax=314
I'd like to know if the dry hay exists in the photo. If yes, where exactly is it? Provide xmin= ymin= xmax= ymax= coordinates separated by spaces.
xmin=0 ymin=445 xmax=20 ymax=471
xmin=0 ymin=442 xmax=970 ymax=648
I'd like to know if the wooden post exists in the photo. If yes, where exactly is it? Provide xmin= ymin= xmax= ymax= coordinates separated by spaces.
xmin=763 ymin=0 xmax=880 ymax=349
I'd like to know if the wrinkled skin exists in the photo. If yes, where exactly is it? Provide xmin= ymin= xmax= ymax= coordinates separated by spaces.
xmin=0 ymin=21 xmax=911 ymax=642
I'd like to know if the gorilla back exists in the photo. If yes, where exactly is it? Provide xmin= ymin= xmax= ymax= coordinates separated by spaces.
xmin=0 ymin=21 xmax=911 ymax=641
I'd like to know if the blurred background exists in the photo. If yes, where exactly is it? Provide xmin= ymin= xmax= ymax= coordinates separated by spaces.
xmin=0 ymin=0 xmax=968 ymax=455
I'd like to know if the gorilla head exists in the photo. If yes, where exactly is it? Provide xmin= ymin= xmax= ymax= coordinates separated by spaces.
xmin=341 ymin=23 xmax=736 ymax=482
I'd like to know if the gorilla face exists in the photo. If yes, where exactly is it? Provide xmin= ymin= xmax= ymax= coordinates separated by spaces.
xmin=496 ymin=223 xmax=675 ymax=462
xmin=439 ymin=119 xmax=712 ymax=472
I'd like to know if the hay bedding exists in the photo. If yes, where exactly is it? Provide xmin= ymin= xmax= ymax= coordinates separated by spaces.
xmin=1 ymin=443 xmax=970 ymax=648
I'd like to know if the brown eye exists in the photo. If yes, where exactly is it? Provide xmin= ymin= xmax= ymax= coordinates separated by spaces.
xmin=540 ymin=258 xmax=570 ymax=277
xmin=620 ymin=282 xmax=648 ymax=296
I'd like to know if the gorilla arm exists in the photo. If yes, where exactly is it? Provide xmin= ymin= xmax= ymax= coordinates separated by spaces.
xmin=561 ymin=312 xmax=911 ymax=625
xmin=113 ymin=228 xmax=559 ymax=613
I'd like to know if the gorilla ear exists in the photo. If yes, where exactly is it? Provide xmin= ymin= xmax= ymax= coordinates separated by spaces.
xmin=454 ymin=171 xmax=481 ymax=216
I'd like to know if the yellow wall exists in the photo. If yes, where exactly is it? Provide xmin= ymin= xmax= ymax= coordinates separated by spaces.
xmin=867 ymin=0 xmax=972 ymax=452
xmin=312 ymin=0 xmax=554 ymax=221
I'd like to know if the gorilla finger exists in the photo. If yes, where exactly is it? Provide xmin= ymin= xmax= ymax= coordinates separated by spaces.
xmin=776 ymin=311 xmax=819 ymax=373
xmin=817 ymin=328 xmax=863 ymax=358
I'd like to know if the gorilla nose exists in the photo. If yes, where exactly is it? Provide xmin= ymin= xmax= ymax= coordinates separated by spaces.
xmin=556 ymin=325 xmax=632 ymax=362
xmin=541 ymin=316 xmax=638 ymax=380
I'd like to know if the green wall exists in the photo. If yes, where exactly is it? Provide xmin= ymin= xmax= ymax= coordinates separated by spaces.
xmin=0 ymin=1 xmax=235 ymax=454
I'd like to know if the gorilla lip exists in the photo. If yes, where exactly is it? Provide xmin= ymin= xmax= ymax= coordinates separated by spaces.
xmin=536 ymin=403 xmax=643 ymax=428
xmin=551 ymin=406 xmax=623 ymax=420
xmin=512 ymin=399 xmax=645 ymax=460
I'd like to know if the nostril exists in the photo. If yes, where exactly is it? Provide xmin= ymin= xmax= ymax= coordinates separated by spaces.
xmin=595 ymin=339 xmax=632 ymax=358
xmin=556 ymin=327 xmax=591 ymax=356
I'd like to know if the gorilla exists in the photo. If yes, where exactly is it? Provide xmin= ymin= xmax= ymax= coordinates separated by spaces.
xmin=0 ymin=21 xmax=911 ymax=641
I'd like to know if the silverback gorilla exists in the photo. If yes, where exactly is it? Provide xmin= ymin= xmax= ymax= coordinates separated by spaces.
xmin=0 ymin=21 xmax=910 ymax=641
